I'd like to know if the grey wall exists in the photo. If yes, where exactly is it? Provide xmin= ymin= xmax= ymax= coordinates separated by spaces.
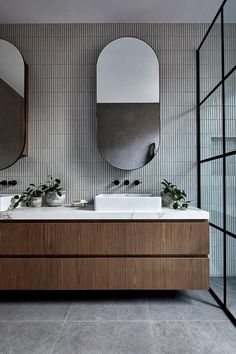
xmin=0 ymin=23 xmax=208 ymax=203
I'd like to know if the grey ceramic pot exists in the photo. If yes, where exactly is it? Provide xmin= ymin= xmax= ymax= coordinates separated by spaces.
xmin=45 ymin=190 xmax=66 ymax=207
xmin=30 ymin=197 xmax=43 ymax=208
xmin=161 ymin=192 xmax=173 ymax=208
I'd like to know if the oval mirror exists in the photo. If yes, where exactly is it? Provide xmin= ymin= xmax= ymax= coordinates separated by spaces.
xmin=97 ymin=37 xmax=160 ymax=170
xmin=0 ymin=39 xmax=27 ymax=170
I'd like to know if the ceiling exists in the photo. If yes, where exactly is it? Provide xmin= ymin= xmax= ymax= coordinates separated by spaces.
xmin=0 ymin=0 xmax=223 ymax=23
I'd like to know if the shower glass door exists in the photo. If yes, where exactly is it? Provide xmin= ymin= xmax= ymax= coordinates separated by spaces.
xmin=197 ymin=0 xmax=236 ymax=324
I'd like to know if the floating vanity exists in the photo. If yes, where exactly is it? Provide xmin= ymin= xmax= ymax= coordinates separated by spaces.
xmin=0 ymin=206 xmax=209 ymax=290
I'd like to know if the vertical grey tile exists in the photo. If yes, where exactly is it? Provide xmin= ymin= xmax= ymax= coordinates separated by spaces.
xmin=0 ymin=23 xmax=205 ymax=205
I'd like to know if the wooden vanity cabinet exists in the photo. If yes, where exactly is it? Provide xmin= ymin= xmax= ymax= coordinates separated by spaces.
xmin=0 ymin=220 xmax=209 ymax=290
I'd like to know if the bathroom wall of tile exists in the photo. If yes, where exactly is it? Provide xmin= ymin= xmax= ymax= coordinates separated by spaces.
xmin=0 ymin=23 xmax=208 ymax=203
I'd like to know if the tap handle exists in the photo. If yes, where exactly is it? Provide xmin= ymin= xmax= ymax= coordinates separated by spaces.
xmin=124 ymin=180 xmax=130 ymax=186
xmin=0 ymin=180 xmax=7 ymax=186
xmin=134 ymin=180 xmax=142 ymax=186
xmin=113 ymin=180 xmax=120 ymax=186
xmin=8 ymin=180 xmax=17 ymax=186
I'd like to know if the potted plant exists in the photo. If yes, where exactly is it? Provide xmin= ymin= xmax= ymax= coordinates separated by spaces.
xmin=161 ymin=179 xmax=190 ymax=209
xmin=12 ymin=183 xmax=43 ymax=208
xmin=41 ymin=176 xmax=65 ymax=207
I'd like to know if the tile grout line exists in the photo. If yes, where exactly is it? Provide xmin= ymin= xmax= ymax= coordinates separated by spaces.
xmin=49 ymin=303 xmax=73 ymax=354
xmin=146 ymin=298 xmax=157 ymax=354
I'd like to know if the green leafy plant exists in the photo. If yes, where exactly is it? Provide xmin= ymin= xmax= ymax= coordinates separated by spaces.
xmin=12 ymin=183 xmax=43 ymax=208
xmin=41 ymin=175 xmax=64 ymax=196
xmin=161 ymin=179 xmax=190 ymax=210
xmin=11 ymin=176 xmax=64 ymax=209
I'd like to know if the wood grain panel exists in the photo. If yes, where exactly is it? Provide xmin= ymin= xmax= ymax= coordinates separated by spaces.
xmin=0 ymin=258 xmax=125 ymax=290
xmin=0 ymin=223 xmax=45 ymax=255
xmin=45 ymin=221 xmax=208 ymax=255
xmin=61 ymin=258 xmax=125 ymax=290
xmin=125 ymin=222 xmax=209 ymax=255
xmin=126 ymin=258 xmax=209 ymax=290
xmin=0 ymin=221 xmax=209 ymax=256
xmin=45 ymin=223 xmax=126 ymax=255
xmin=0 ymin=257 xmax=208 ymax=290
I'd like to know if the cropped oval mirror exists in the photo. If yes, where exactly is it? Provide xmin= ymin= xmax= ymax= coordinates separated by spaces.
xmin=97 ymin=37 xmax=160 ymax=170
xmin=0 ymin=39 xmax=27 ymax=170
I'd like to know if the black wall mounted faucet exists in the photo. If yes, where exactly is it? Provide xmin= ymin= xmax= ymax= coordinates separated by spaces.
xmin=112 ymin=180 xmax=120 ymax=186
xmin=8 ymin=180 xmax=17 ymax=186
xmin=133 ymin=180 xmax=142 ymax=186
xmin=124 ymin=180 xmax=130 ymax=186
xmin=0 ymin=180 xmax=18 ymax=186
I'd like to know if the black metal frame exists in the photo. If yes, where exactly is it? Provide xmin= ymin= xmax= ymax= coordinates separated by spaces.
xmin=197 ymin=0 xmax=236 ymax=326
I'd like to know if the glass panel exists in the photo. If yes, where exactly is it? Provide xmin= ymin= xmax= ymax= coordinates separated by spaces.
xmin=201 ymin=159 xmax=224 ymax=228
xmin=225 ymin=70 xmax=236 ymax=153
xmin=226 ymin=235 xmax=236 ymax=316
xmin=226 ymin=154 xmax=236 ymax=234
xmin=224 ymin=0 xmax=236 ymax=75
xmin=199 ymin=14 xmax=222 ymax=101
xmin=200 ymin=86 xmax=222 ymax=160
xmin=210 ymin=227 xmax=224 ymax=303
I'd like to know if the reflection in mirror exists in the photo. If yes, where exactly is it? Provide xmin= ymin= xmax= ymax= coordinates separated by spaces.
xmin=97 ymin=37 xmax=160 ymax=170
xmin=0 ymin=39 xmax=27 ymax=170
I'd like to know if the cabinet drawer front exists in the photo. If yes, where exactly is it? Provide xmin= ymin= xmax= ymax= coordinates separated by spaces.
xmin=45 ymin=222 xmax=208 ymax=255
xmin=0 ymin=258 xmax=125 ymax=290
xmin=0 ymin=221 xmax=209 ymax=256
xmin=126 ymin=258 xmax=209 ymax=290
xmin=0 ymin=257 xmax=209 ymax=290
xmin=0 ymin=223 xmax=45 ymax=255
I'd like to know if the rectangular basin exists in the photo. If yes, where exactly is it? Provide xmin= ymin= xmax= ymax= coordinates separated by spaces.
xmin=94 ymin=194 xmax=162 ymax=212
xmin=0 ymin=194 xmax=15 ymax=211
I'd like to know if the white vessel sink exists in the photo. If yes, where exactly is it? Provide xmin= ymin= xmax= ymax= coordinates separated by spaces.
xmin=94 ymin=194 xmax=162 ymax=212
xmin=0 ymin=194 xmax=14 ymax=211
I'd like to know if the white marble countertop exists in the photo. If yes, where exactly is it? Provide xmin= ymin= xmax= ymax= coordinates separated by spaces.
xmin=0 ymin=205 xmax=209 ymax=220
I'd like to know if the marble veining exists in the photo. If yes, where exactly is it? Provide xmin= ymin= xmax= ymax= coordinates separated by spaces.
xmin=4 ymin=205 xmax=209 ymax=220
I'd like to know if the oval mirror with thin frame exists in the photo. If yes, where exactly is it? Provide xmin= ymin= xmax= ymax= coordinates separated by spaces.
xmin=0 ymin=39 xmax=27 ymax=170
xmin=97 ymin=37 xmax=160 ymax=170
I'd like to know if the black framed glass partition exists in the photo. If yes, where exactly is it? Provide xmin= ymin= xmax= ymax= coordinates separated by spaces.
xmin=197 ymin=0 xmax=236 ymax=325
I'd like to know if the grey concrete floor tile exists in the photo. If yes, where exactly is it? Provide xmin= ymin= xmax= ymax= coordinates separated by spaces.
xmin=227 ymin=296 xmax=236 ymax=311
xmin=225 ymin=277 xmax=236 ymax=293
xmin=0 ymin=301 xmax=71 ymax=322
xmin=147 ymin=290 xmax=227 ymax=321
xmin=151 ymin=321 xmax=236 ymax=354
xmin=212 ymin=277 xmax=236 ymax=294
xmin=211 ymin=277 xmax=236 ymax=318
xmin=52 ymin=322 xmax=156 ymax=354
xmin=182 ymin=290 xmax=228 ymax=319
xmin=211 ymin=321 xmax=236 ymax=354
xmin=68 ymin=296 xmax=148 ymax=322
xmin=210 ymin=282 xmax=224 ymax=303
xmin=0 ymin=322 xmax=62 ymax=354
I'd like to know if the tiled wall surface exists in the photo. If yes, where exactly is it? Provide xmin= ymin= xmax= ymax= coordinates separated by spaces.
xmin=0 ymin=23 xmax=208 ymax=203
